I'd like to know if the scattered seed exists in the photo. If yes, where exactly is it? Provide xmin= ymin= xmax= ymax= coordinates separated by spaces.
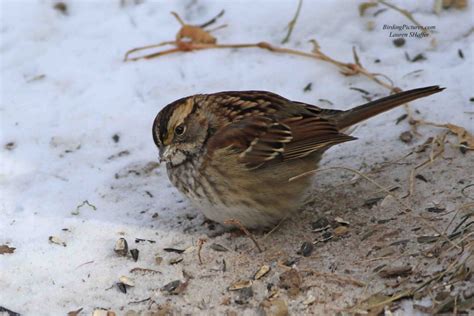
xmin=364 ymin=197 xmax=383 ymax=208
xmin=318 ymin=99 xmax=333 ymax=106
xmin=254 ymin=265 xmax=271 ymax=280
xmin=117 ymin=282 xmax=127 ymax=294
xmin=426 ymin=207 xmax=446 ymax=213
xmin=373 ymin=264 xmax=386 ymax=273
xmin=390 ymin=239 xmax=410 ymax=246
xmin=297 ymin=241 xmax=314 ymax=257
xmin=374 ymin=58 xmax=381 ymax=63
xmin=415 ymin=174 xmax=428 ymax=182
xmin=322 ymin=231 xmax=332 ymax=239
xmin=393 ymin=38 xmax=405 ymax=47
xmin=53 ymin=2 xmax=68 ymax=15
xmin=281 ymin=257 xmax=298 ymax=267
xmin=334 ymin=216 xmax=350 ymax=226
xmin=228 ymin=280 xmax=252 ymax=291
xmin=417 ymin=235 xmax=440 ymax=243
xmin=161 ymin=280 xmax=187 ymax=295
xmin=135 ymin=238 xmax=155 ymax=244
xmin=163 ymin=247 xmax=185 ymax=254
xmin=235 ymin=287 xmax=253 ymax=305
xmin=458 ymin=49 xmax=464 ymax=59
xmin=411 ymin=53 xmax=426 ymax=62
xmin=399 ymin=131 xmax=413 ymax=143
xmin=378 ymin=265 xmax=412 ymax=278
xmin=395 ymin=113 xmax=408 ymax=124
xmin=67 ymin=307 xmax=83 ymax=316
xmin=119 ymin=276 xmax=135 ymax=287
xmin=350 ymin=87 xmax=370 ymax=95
xmin=311 ymin=217 xmax=330 ymax=230
xmin=49 ymin=236 xmax=66 ymax=247
xmin=303 ymin=82 xmax=312 ymax=92
xmin=92 ymin=309 xmax=116 ymax=316
xmin=107 ymin=150 xmax=130 ymax=160
xmin=129 ymin=267 xmax=160 ymax=274
xmin=4 ymin=142 xmax=16 ymax=150
xmin=114 ymin=238 xmax=128 ymax=256
xmin=210 ymin=243 xmax=229 ymax=252
xmin=168 ymin=257 xmax=183 ymax=265
xmin=130 ymin=249 xmax=139 ymax=261
xmin=333 ymin=226 xmax=349 ymax=237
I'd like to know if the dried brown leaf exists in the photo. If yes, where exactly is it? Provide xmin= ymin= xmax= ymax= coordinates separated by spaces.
xmin=0 ymin=244 xmax=15 ymax=254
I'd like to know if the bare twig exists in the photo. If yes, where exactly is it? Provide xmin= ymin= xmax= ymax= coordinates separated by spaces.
xmin=197 ymin=238 xmax=207 ymax=264
xmin=281 ymin=0 xmax=303 ymax=44
xmin=377 ymin=0 xmax=431 ymax=34
xmin=199 ymin=9 xmax=225 ymax=28
xmin=224 ymin=219 xmax=263 ymax=253
xmin=303 ymin=270 xmax=366 ymax=287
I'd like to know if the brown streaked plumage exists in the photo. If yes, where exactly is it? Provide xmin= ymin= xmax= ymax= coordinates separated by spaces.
xmin=153 ymin=86 xmax=444 ymax=228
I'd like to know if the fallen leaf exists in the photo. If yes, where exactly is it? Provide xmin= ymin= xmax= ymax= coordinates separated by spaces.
xmin=0 ymin=245 xmax=15 ymax=254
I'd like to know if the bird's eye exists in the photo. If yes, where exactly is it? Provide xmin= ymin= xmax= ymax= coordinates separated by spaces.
xmin=174 ymin=124 xmax=185 ymax=136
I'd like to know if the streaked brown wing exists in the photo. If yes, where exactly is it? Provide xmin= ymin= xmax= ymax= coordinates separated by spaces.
xmin=206 ymin=114 xmax=355 ymax=169
xmin=281 ymin=116 xmax=355 ymax=160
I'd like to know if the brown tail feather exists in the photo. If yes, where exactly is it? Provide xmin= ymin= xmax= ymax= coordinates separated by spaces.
xmin=334 ymin=86 xmax=444 ymax=130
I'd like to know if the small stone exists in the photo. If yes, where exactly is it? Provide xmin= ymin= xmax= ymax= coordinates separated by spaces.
xmin=112 ymin=134 xmax=120 ymax=143
xmin=393 ymin=38 xmax=405 ymax=47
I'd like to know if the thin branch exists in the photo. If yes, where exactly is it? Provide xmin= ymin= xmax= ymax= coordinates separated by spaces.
xmin=377 ymin=0 xmax=431 ymax=34
xmin=224 ymin=219 xmax=263 ymax=253
xmin=282 ymin=0 xmax=303 ymax=44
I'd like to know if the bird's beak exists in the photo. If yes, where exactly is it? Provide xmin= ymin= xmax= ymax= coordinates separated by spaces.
xmin=159 ymin=145 xmax=171 ymax=163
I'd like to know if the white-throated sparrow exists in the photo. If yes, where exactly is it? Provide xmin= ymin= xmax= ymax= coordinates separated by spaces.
xmin=153 ymin=86 xmax=443 ymax=228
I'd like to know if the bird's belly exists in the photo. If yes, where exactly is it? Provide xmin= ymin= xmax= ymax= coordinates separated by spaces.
xmin=166 ymin=159 xmax=313 ymax=228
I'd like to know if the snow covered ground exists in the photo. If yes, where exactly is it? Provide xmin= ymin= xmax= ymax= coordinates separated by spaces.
xmin=0 ymin=1 xmax=473 ymax=315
